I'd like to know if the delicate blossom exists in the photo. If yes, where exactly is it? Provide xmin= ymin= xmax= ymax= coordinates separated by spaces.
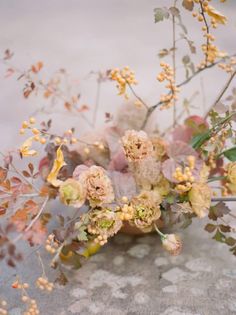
xmin=188 ymin=183 xmax=211 ymax=218
xmin=79 ymin=165 xmax=114 ymax=207
xmin=87 ymin=207 xmax=122 ymax=245
xmin=59 ymin=178 xmax=86 ymax=208
xmin=161 ymin=234 xmax=182 ymax=256
xmin=121 ymin=130 xmax=153 ymax=162
xmin=130 ymin=190 xmax=162 ymax=232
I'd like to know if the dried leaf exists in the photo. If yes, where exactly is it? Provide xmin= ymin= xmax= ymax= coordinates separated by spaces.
xmin=19 ymin=137 xmax=37 ymax=157
xmin=182 ymin=0 xmax=194 ymax=11
xmin=206 ymin=5 xmax=227 ymax=25
xmin=204 ymin=223 xmax=217 ymax=233
xmin=47 ymin=146 xmax=66 ymax=187
xmin=0 ymin=167 xmax=7 ymax=183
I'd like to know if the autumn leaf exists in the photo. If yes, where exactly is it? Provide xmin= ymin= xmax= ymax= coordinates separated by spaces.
xmin=31 ymin=61 xmax=43 ymax=73
xmin=205 ymin=5 xmax=227 ymax=25
xmin=19 ymin=137 xmax=37 ymax=157
xmin=182 ymin=0 xmax=194 ymax=11
xmin=0 ymin=167 xmax=7 ymax=183
xmin=47 ymin=146 xmax=66 ymax=187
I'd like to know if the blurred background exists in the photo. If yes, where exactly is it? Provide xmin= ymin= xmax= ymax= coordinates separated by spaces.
xmin=0 ymin=0 xmax=235 ymax=151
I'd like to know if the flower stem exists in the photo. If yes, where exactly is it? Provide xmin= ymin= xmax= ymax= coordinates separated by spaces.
xmin=153 ymin=223 xmax=166 ymax=240
xmin=207 ymin=176 xmax=226 ymax=183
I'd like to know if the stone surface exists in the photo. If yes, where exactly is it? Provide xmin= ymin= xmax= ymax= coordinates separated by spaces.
xmin=1 ymin=220 xmax=236 ymax=315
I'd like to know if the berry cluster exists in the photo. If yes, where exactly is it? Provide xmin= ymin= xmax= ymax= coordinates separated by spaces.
xmin=173 ymin=156 xmax=196 ymax=193
xmin=157 ymin=62 xmax=180 ymax=109
xmin=45 ymin=234 xmax=59 ymax=255
xmin=110 ymin=66 xmax=138 ymax=99
xmin=218 ymin=57 xmax=236 ymax=74
xmin=36 ymin=277 xmax=54 ymax=292
xmin=22 ymin=297 xmax=39 ymax=315
xmin=119 ymin=204 xmax=134 ymax=221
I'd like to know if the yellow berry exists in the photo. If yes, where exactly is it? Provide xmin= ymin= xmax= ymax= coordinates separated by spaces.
xmin=32 ymin=128 xmax=39 ymax=135
xmin=29 ymin=117 xmax=36 ymax=124
xmin=19 ymin=128 xmax=25 ymax=135
xmin=40 ymin=138 xmax=46 ymax=144
xmin=22 ymin=121 xmax=29 ymax=128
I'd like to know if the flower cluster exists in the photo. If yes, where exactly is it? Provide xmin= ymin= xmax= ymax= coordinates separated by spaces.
xmin=1 ymin=1 xmax=236 ymax=311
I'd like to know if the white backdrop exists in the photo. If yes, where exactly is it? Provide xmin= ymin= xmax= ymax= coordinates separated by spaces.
xmin=0 ymin=0 xmax=235 ymax=151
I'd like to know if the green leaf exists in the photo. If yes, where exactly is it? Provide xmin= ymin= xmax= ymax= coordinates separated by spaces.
xmin=213 ymin=229 xmax=226 ymax=243
xmin=154 ymin=7 xmax=170 ymax=23
xmin=77 ymin=225 xmax=88 ymax=241
xmin=190 ymin=131 xmax=211 ymax=149
xmin=222 ymin=146 xmax=236 ymax=161
xmin=204 ymin=223 xmax=217 ymax=233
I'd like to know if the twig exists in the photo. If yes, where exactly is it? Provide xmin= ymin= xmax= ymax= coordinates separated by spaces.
xmin=126 ymin=81 xmax=149 ymax=110
xmin=211 ymin=197 xmax=236 ymax=202
xmin=199 ymin=0 xmax=210 ymax=65
xmin=92 ymin=79 xmax=101 ymax=127
xmin=37 ymin=251 xmax=46 ymax=277
xmin=141 ymin=54 xmax=236 ymax=128
xmin=172 ymin=0 xmax=177 ymax=127
xmin=0 ymin=192 xmax=39 ymax=199
xmin=0 ymin=151 xmax=40 ymax=193
xmin=12 ymin=196 xmax=49 ymax=244
xmin=204 ymin=70 xmax=236 ymax=119
xmin=1 ymin=59 xmax=94 ymax=129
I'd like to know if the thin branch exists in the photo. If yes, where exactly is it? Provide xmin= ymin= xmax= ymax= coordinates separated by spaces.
xmin=37 ymin=251 xmax=46 ymax=277
xmin=211 ymin=197 xmax=236 ymax=202
xmin=1 ymin=59 xmax=94 ymax=129
xmin=92 ymin=79 xmax=101 ymax=127
xmin=204 ymin=70 xmax=236 ymax=119
xmin=199 ymin=0 xmax=210 ymax=65
xmin=126 ymin=81 xmax=149 ymax=110
xmin=141 ymin=54 xmax=236 ymax=128
xmin=0 ymin=151 xmax=40 ymax=193
xmin=172 ymin=0 xmax=177 ymax=127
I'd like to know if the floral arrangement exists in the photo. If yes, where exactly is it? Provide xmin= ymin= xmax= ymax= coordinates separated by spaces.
xmin=1 ymin=0 xmax=236 ymax=313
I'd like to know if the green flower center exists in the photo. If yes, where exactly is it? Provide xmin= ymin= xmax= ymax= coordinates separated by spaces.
xmin=98 ymin=219 xmax=114 ymax=229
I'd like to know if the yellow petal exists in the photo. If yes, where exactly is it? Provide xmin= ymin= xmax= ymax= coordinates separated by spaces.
xmin=206 ymin=5 xmax=227 ymax=25
xmin=47 ymin=146 xmax=66 ymax=187
xmin=20 ymin=137 xmax=38 ymax=157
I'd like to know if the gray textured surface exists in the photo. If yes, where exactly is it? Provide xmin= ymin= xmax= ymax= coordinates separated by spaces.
xmin=1 ymin=219 xmax=236 ymax=315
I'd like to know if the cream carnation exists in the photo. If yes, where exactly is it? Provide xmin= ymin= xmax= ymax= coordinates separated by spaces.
xmin=130 ymin=190 xmax=162 ymax=232
xmin=80 ymin=166 xmax=114 ymax=207
xmin=121 ymin=130 xmax=153 ymax=162
xmin=162 ymin=234 xmax=182 ymax=256
xmin=59 ymin=178 xmax=86 ymax=208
